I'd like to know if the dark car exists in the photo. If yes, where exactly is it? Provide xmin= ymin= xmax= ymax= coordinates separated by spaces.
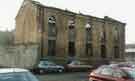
xmin=0 ymin=68 xmax=39 ymax=81
xmin=35 ymin=60 xmax=64 ymax=74
xmin=65 ymin=60 xmax=93 ymax=72
xmin=89 ymin=65 xmax=135 ymax=81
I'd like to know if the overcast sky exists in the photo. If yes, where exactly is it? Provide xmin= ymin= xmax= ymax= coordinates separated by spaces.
xmin=0 ymin=0 xmax=134 ymax=44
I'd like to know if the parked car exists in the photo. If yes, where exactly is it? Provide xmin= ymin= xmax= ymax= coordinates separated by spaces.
xmin=109 ymin=62 xmax=131 ymax=68
xmin=35 ymin=60 xmax=64 ymax=74
xmin=0 ymin=68 xmax=39 ymax=81
xmin=124 ymin=62 xmax=135 ymax=68
xmin=65 ymin=60 xmax=93 ymax=72
xmin=89 ymin=65 xmax=135 ymax=81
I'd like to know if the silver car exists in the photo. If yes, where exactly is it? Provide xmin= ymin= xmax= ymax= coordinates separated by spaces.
xmin=37 ymin=61 xmax=64 ymax=73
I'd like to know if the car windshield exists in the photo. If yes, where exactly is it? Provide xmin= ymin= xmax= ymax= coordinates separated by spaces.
xmin=71 ymin=61 xmax=84 ymax=65
xmin=0 ymin=72 xmax=38 ymax=81
xmin=40 ymin=61 xmax=56 ymax=65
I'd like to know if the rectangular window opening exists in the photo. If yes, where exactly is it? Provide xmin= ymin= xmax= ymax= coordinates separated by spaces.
xmin=114 ymin=46 xmax=120 ymax=58
xmin=68 ymin=42 xmax=75 ymax=57
xmin=101 ymin=45 xmax=106 ymax=58
xmin=86 ymin=43 xmax=93 ymax=56
xmin=48 ymin=40 xmax=56 ymax=56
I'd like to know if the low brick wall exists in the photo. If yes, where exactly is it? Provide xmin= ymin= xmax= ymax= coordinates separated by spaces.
xmin=0 ymin=45 xmax=39 ymax=69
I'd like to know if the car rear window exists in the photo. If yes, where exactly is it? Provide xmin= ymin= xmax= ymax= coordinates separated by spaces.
xmin=94 ymin=65 xmax=108 ymax=74
xmin=123 ymin=69 xmax=135 ymax=79
xmin=100 ymin=68 xmax=114 ymax=76
xmin=112 ymin=69 xmax=126 ymax=78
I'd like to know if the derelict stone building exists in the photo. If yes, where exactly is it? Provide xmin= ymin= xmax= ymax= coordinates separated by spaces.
xmin=15 ymin=0 xmax=126 ymax=64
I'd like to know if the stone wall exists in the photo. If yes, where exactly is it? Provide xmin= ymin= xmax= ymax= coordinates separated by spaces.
xmin=0 ymin=31 xmax=14 ymax=46
xmin=0 ymin=45 xmax=39 ymax=69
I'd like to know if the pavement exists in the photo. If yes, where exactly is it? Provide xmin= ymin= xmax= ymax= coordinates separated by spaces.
xmin=36 ymin=72 xmax=89 ymax=81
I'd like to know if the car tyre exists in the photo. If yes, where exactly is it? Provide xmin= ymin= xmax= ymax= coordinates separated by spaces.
xmin=58 ymin=69 xmax=63 ymax=73
xmin=39 ymin=69 xmax=44 ymax=74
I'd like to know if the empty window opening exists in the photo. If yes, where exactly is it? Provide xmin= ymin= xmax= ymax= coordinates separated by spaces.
xmin=114 ymin=46 xmax=120 ymax=58
xmin=48 ymin=40 xmax=56 ymax=56
xmin=68 ymin=42 xmax=76 ymax=57
xmin=101 ymin=45 xmax=106 ymax=58
xmin=85 ymin=43 xmax=93 ymax=56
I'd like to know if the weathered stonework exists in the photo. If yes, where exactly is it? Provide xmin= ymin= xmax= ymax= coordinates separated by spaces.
xmin=15 ymin=0 xmax=126 ymax=65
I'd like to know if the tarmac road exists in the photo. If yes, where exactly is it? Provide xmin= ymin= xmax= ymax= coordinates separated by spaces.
xmin=36 ymin=72 xmax=89 ymax=81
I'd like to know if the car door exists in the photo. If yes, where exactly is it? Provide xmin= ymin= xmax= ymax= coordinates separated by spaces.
xmin=42 ymin=61 xmax=53 ymax=72
xmin=47 ymin=62 xmax=58 ymax=72
xmin=43 ymin=63 xmax=50 ymax=71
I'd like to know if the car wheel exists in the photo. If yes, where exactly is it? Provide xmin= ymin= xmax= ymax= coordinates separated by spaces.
xmin=39 ymin=70 xmax=44 ymax=74
xmin=58 ymin=69 xmax=63 ymax=73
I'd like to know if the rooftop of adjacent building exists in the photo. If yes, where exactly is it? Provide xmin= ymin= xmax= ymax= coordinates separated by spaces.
xmin=126 ymin=44 xmax=135 ymax=53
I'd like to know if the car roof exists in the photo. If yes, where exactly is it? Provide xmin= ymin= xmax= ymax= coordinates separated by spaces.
xmin=0 ymin=68 xmax=28 ymax=73
xmin=99 ymin=65 xmax=110 ymax=68
xmin=98 ymin=65 xmax=120 ymax=69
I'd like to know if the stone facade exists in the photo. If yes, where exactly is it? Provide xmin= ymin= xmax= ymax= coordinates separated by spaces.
xmin=15 ymin=0 xmax=126 ymax=64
